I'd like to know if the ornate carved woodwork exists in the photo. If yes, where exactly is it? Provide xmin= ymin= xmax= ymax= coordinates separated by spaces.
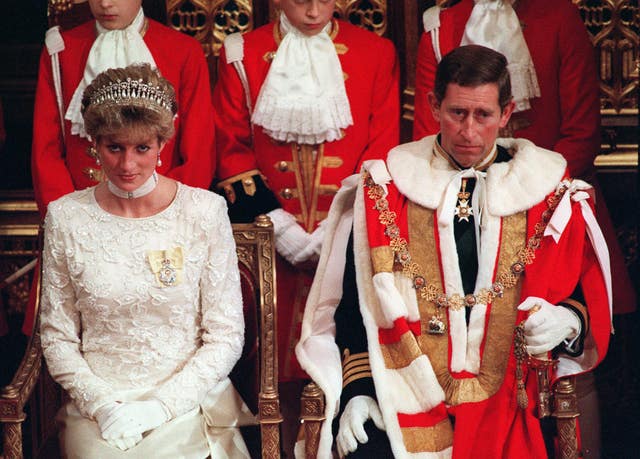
xmin=301 ymin=381 xmax=325 ymax=459
xmin=0 ymin=198 xmax=38 ymax=321
xmin=574 ymin=0 xmax=639 ymax=160
xmin=575 ymin=0 xmax=639 ymax=114
xmin=232 ymin=215 xmax=282 ymax=459
xmin=166 ymin=1 xmax=389 ymax=56
xmin=334 ymin=0 xmax=388 ymax=36
xmin=553 ymin=377 xmax=581 ymax=459
xmin=167 ymin=0 xmax=254 ymax=57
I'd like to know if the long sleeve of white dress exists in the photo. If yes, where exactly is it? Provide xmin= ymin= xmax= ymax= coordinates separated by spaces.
xmin=40 ymin=184 xmax=244 ymax=419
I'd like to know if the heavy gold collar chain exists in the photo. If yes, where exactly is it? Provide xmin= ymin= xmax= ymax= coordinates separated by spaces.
xmin=363 ymin=172 xmax=568 ymax=312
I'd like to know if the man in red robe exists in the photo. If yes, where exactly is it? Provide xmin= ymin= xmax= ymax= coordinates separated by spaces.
xmin=411 ymin=4 xmax=633 ymax=455
xmin=213 ymin=0 xmax=399 ymax=382
xmin=413 ymin=0 xmax=635 ymax=315
xmin=297 ymin=45 xmax=611 ymax=458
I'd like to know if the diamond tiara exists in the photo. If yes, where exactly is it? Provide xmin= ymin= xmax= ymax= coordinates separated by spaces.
xmin=85 ymin=77 xmax=176 ymax=115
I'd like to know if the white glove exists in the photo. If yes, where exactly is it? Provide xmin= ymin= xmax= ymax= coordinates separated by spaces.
xmin=292 ymin=220 xmax=325 ymax=265
xmin=106 ymin=434 xmax=143 ymax=451
xmin=98 ymin=399 xmax=170 ymax=440
xmin=95 ymin=402 xmax=143 ymax=450
xmin=267 ymin=208 xmax=312 ymax=266
xmin=95 ymin=401 xmax=120 ymax=431
xmin=517 ymin=296 xmax=581 ymax=355
xmin=336 ymin=395 xmax=385 ymax=458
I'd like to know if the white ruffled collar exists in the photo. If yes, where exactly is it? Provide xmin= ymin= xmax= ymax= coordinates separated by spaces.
xmin=386 ymin=135 xmax=567 ymax=216
xmin=250 ymin=12 xmax=353 ymax=145
xmin=461 ymin=0 xmax=540 ymax=112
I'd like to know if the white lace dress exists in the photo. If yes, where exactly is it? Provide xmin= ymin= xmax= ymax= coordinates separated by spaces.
xmin=40 ymin=183 xmax=247 ymax=458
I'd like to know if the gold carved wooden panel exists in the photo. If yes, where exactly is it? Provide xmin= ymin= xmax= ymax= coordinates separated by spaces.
xmin=269 ymin=0 xmax=388 ymax=35
xmin=334 ymin=0 xmax=388 ymax=36
xmin=0 ymin=200 xmax=39 ymax=319
xmin=167 ymin=0 xmax=254 ymax=56
xmin=167 ymin=1 xmax=389 ymax=57
xmin=574 ymin=0 xmax=639 ymax=114
xmin=574 ymin=0 xmax=638 ymax=157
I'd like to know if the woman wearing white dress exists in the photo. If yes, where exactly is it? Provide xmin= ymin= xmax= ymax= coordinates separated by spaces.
xmin=40 ymin=63 xmax=250 ymax=458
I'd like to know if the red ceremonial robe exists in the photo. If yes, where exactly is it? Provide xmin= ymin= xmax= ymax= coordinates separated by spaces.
xmin=213 ymin=19 xmax=400 ymax=380
xmin=412 ymin=0 xmax=635 ymax=313
xmin=296 ymin=136 xmax=611 ymax=458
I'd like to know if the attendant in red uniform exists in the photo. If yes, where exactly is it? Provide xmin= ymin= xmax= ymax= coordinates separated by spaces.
xmin=32 ymin=0 xmax=215 ymax=216
xmin=26 ymin=0 xmax=216 ymax=334
xmin=213 ymin=0 xmax=399 ymax=381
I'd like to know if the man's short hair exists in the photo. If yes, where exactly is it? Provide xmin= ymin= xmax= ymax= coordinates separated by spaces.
xmin=433 ymin=45 xmax=512 ymax=110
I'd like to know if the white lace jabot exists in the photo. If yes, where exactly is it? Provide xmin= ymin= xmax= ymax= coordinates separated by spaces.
xmin=461 ymin=0 xmax=540 ymax=112
xmin=65 ymin=7 xmax=157 ymax=138
xmin=251 ymin=12 xmax=353 ymax=145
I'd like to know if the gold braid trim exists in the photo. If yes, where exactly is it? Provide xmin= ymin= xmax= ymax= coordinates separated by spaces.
xmin=216 ymin=169 xmax=263 ymax=204
xmin=371 ymin=246 xmax=394 ymax=274
xmin=409 ymin=203 xmax=526 ymax=404
xmin=342 ymin=350 xmax=372 ymax=387
xmin=380 ymin=330 xmax=424 ymax=370
xmin=216 ymin=169 xmax=262 ymax=189
xmin=560 ymin=298 xmax=589 ymax=335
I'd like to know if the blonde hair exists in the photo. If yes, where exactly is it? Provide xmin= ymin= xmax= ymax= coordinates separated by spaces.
xmin=81 ymin=63 xmax=178 ymax=142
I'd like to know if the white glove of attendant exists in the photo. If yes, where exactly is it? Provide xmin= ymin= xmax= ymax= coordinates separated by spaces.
xmin=517 ymin=296 xmax=581 ymax=355
xmin=267 ymin=208 xmax=312 ymax=266
xmin=292 ymin=219 xmax=326 ymax=265
xmin=98 ymin=399 xmax=170 ymax=440
xmin=336 ymin=395 xmax=385 ymax=458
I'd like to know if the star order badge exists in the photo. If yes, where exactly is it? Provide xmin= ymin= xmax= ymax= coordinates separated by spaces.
xmin=147 ymin=247 xmax=184 ymax=287
xmin=455 ymin=178 xmax=473 ymax=223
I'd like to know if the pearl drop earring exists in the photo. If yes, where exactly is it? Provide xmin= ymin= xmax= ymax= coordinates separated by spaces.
xmin=88 ymin=145 xmax=100 ymax=165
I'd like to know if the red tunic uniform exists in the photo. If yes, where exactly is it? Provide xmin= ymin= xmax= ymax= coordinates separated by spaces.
xmin=31 ymin=18 xmax=216 ymax=217
xmin=25 ymin=18 xmax=216 ymax=335
xmin=213 ymin=19 xmax=400 ymax=380
xmin=412 ymin=0 xmax=635 ymax=313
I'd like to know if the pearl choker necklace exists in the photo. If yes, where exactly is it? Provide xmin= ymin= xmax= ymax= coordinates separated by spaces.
xmin=107 ymin=171 xmax=158 ymax=200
